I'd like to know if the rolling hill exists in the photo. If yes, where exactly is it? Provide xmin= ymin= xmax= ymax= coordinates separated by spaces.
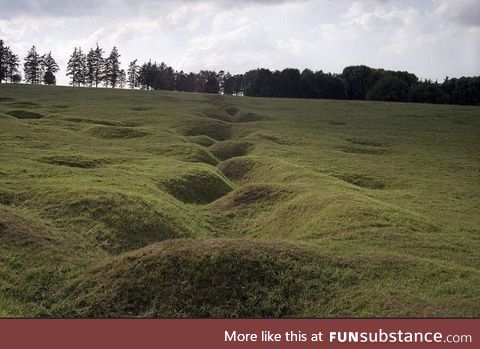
xmin=0 ymin=84 xmax=479 ymax=317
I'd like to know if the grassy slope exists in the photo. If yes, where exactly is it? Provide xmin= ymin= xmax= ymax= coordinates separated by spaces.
xmin=0 ymin=84 xmax=479 ymax=317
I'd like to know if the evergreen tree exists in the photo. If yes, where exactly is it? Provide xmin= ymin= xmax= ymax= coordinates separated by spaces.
xmin=0 ymin=40 xmax=20 ymax=83
xmin=92 ymin=44 xmax=104 ymax=87
xmin=42 ymin=52 xmax=59 ymax=85
xmin=127 ymin=59 xmax=139 ymax=89
xmin=66 ymin=47 xmax=86 ymax=87
xmin=85 ymin=48 xmax=96 ymax=87
xmin=23 ymin=45 xmax=42 ymax=84
xmin=6 ymin=49 xmax=20 ymax=83
xmin=104 ymin=46 xmax=121 ymax=88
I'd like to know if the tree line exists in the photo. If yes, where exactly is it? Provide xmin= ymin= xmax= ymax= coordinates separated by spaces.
xmin=242 ymin=66 xmax=480 ymax=106
xmin=1 ymin=39 xmax=479 ymax=106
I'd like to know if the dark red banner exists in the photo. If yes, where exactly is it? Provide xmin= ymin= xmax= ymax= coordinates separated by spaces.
xmin=0 ymin=319 xmax=477 ymax=349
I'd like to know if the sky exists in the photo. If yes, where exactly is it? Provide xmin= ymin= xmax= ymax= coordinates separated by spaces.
xmin=1 ymin=0 xmax=479 ymax=86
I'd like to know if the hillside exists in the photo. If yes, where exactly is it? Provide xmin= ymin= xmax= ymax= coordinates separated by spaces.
xmin=0 ymin=84 xmax=479 ymax=317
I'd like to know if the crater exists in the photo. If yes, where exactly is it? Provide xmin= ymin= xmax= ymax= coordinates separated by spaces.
xmin=7 ymin=110 xmax=44 ymax=119
xmin=52 ymin=104 xmax=70 ymax=109
xmin=161 ymin=168 xmax=233 ymax=204
xmin=0 ymin=97 xmax=15 ymax=102
xmin=209 ymin=141 xmax=253 ymax=161
xmin=181 ymin=120 xmax=232 ymax=141
xmin=218 ymin=157 xmax=257 ymax=182
xmin=131 ymin=106 xmax=153 ymax=111
xmin=345 ymin=138 xmax=388 ymax=147
xmin=233 ymin=112 xmax=267 ymax=123
xmin=335 ymin=174 xmax=386 ymax=189
xmin=38 ymin=155 xmax=109 ymax=169
xmin=63 ymin=117 xmax=125 ymax=127
xmin=89 ymin=126 xmax=148 ymax=139
xmin=340 ymin=146 xmax=386 ymax=155
xmin=224 ymin=107 xmax=240 ymax=116
xmin=327 ymin=120 xmax=346 ymax=126
xmin=204 ymin=108 xmax=234 ymax=122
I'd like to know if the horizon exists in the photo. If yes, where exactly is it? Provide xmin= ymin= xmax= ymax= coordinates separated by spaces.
xmin=1 ymin=0 xmax=479 ymax=86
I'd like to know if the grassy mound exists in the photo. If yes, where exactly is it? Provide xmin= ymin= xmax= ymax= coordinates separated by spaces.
xmin=257 ymin=191 xmax=438 ymax=240
xmin=209 ymin=141 xmax=253 ymax=161
xmin=186 ymin=135 xmax=217 ymax=147
xmin=36 ymin=188 xmax=193 ymax=252
xmin=246 ymin=132 xmax=288 ymax=145
xmin=7 ymin=110 xmax=44 ymax=119
xmin=7 ymin=101 xmax=39 ymax=108
xmin=0 ymin=209 xmax=60 ymax=250
xmin=161 ymin=167 xmax=234 ymax=204
xmin=147 ymin=143 xmax=218 ymax=165
xmin=0 ymin=112 xmax=12 ymax=119
xmin=0 ymin=208 xmax=77 ymax=317
xmin=214 ymin=184 xmax=293 ymax=211
xmin=61 ymin=239 xmax=338 ymax=317
xmin=38 ymin=155 xmax=108 ymax=169
xmin=180 ymin=119 xmax=232 ymax=141
xmin=88 ymin=126 xmax=148 ymax=139
xmin=61 ymin=238 xmax=480 ymax=317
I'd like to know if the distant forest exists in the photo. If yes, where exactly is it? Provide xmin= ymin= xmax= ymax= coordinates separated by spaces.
xmin=1 ymin=40 xmax=479 ymax=106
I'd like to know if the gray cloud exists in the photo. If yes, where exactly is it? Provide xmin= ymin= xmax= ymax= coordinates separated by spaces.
xmin=0 ymin=0 xmax=103 ymax=18
xmin=434 ymin=0 xmax=480 ymax=27
xmin=0 ymin=0 xmax=313 ymax=18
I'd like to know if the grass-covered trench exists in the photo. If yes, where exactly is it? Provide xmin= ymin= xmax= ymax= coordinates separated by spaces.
xmin=0 ymin=84 xmax=479 ymax=317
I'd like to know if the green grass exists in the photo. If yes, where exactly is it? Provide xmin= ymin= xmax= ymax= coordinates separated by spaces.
xmin=0 ymin=84 xmax=479 ymax=317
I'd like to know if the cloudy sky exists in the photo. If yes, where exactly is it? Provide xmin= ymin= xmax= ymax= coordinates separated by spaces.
xmin=1 ymin=0 xmax=479 ymax=86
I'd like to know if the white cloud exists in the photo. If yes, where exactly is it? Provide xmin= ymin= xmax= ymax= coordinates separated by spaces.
xmin=1 ymin=0 xmax=478 ymax=85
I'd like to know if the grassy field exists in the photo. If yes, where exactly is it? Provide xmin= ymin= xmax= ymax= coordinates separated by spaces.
xmin=0 ymin=84 xmax=479 ymax=317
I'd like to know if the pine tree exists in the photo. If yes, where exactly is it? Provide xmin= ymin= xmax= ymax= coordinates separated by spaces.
xmin=92 ymin=44 xmax=104 ymax=87
xmin=42 ymin=52 xmax=59 ymax=85
xmin=0 ymin=41 xmax=20 ymax=83
xmin=66 ymin=47 xmax=86 ymax=87
xmin=104 ymin=46 xmax=121 ymax=88
xmin=85 ymin=48 xmax=96 ymax=87
xmin=5 ymin=49 xmax=20 ymax=83
xmin=127 ymin=59 xmax=139 ymax=89
xmin=24 ymin=45 xmax=42 ymax=84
